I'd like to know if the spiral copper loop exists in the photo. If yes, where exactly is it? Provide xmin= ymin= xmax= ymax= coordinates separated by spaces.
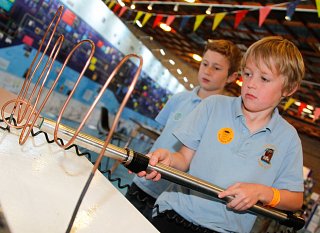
xmin=1 ymin=5 xmax=64 ymax=136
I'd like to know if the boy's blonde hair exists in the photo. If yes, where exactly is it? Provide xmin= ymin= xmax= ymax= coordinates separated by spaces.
xmin=241 ymin=36 xmax=305 ymax=94
xmin=205 ymin=40 xmax=242 ymax=76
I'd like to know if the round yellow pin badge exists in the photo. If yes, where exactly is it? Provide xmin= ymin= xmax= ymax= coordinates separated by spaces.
xmin=217 ymin=127 xmax=234 ymax=144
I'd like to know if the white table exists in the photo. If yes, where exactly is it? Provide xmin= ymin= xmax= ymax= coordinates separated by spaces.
xmin=0 ymin=98 xmax=158 ymax=233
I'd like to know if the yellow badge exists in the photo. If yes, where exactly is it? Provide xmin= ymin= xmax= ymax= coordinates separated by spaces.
xmin=217 ymin=128 xmax=234 ymax=144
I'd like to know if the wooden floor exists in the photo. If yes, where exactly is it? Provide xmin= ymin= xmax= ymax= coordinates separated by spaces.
xmin=300 ymin=133 xmax=320 ymax=194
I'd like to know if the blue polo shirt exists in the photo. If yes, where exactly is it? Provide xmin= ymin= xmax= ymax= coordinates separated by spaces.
xmin=133 ymin=87 xmax=202 ymax=198
xmin=155 ymin=95 xmax=304 ymax=233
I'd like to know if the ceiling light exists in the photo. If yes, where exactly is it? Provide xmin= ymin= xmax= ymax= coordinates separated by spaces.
xmin=190 ymin=83 xmax=194 ymax=89
xmin=177 ymin=68 xmax=182 ymax=75
xmin=183 ymin=77 xmax=188 ymax=83
xmin=169 ymin=59 xmax=175 ymax=65
xmin=160 ymin=49 xmax=165 ymax=56
xmin=303 ymin=108 xmax=312 ymax=114
xmin=130 ymin=3 xmax=135 ymax=9
xmin=192 ymin=54 xmax=202 ymax=62
xmin=185 ymin=0 xmax=195 ymax=3
xmin=294 ymin=101 xmax=301 ymax=106
xmin=206 ymin=6 xmax=212 ymax=15
xmin=173 ymin=4 xmax=179 ymax=12
xmin=117 ymin=0 xmax=125 ymax=7
xmin=136 ymin=20 xmax=142 ymax=27
xmin=307 ymin=104 xmax=314 ymax=110
xmin=159 ymin=23 xmax=172 ymax=32
xmin=147 ymin=3 xmax=153 ymax=10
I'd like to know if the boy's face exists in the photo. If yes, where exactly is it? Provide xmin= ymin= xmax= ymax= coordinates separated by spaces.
xmin=197 ymin=50 xmax=231 ymax=93
xmin=241 ymin=57 xmax=285 ymax=113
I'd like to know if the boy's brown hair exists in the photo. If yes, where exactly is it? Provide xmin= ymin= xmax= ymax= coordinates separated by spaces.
xmin=241 ymin=36 xmax=305 ymax=95
xmin=205 ymin=40 xmax=242 ymax=76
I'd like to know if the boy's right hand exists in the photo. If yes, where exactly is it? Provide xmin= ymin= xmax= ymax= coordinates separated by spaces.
xmin=136 ymin=148 xmax=172 ymax=182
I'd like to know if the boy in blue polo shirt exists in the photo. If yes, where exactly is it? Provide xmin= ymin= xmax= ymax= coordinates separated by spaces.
xmin=138 ymin=36 xmax=305 ymax=233
xmin=126 ymin=40 xmax=242 ymax=219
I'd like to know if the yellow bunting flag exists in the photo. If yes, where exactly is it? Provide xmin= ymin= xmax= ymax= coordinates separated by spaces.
xmin=108 ymin=1 xmax=115 ymax=9
xmin=193 ymin=15 xmax=206 ymax=31
xmin=212 ymin=12 xmax=226 ymax=31
xmin=134 ymin=11 xmax=144 ymax=23
xmin=283 ymin=97 xmax=295 ymax=111
xmin=142 ymin=13 xmax=152 ymax=26
xmin=316 ymin=0 xmax=320 ymax=17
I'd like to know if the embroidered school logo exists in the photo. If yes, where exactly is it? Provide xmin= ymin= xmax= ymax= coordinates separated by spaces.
xmin=217 ymin=127 xmax=234 ymax=144
xmin=258 ymin=147 xmax=276 ymax=169
xmin=174 ymin=112 xmax=182 ymax=121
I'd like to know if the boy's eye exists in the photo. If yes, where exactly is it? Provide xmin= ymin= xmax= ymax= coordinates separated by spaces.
xmin=261 ymin=76 xmax=270 ymax=82
xmin=243 ymin=72 xmax=251 ymax=78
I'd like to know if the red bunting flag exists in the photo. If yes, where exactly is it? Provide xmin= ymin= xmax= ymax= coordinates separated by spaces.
xmin=313 ymin=107 xmax=320 ymax=121
xmin=298 ymin=102 xmax=307 ymax=116
xmin=118 ymin=7 xmax=127 ymax=17
xmin=259 ymin=6 xmax=272 ymax=27
xmin=113 ymin=4 xmax=121 ymax=13
xmin=234 ymin=10 xmax=248 ymax=29
xmin=153 ymin=15 xmax=163 ymax=28
xmin=166 ymin=15 xmax=175 ymax=26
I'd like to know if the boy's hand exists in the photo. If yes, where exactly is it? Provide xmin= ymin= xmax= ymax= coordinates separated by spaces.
xmin=218 ymin=182 xmax=262 ymax=211
xmin=136 ymin=149 xmax=172 ymax=182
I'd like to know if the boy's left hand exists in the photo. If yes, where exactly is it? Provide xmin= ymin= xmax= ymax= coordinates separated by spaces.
xmin=218 ymin=182 xmax=262 ymax=211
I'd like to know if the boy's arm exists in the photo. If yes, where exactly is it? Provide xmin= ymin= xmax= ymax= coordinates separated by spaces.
xmin=218 ymin=183 xmax=303 ymax=211
xmin=137 ymin=145 xmax=195 ymax=181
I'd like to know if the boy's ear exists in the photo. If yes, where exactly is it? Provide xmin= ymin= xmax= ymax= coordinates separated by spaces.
xmin=226 ymin=72 xmax=239 ymax=84
xmin=283 ymin=85 xmax=298 ymax=97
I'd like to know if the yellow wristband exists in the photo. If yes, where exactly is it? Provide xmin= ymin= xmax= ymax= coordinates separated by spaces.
xmin=266 ymin=187 xmax=281 ymax=207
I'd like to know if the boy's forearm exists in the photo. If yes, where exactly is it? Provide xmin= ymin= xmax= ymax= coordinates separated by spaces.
xmin=259 ymin=185 xmax=303 ymax=211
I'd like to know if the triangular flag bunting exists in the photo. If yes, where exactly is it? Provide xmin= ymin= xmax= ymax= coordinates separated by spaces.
xmin=316 ymin=0 xmax=320 ymax=17
xmin=212 ymin=12 xmax=226 ymax=31
xmin=179 ymin=16 xmax=190 ymax=31
xmin=298 ymin=102 xmax=307 ymax=116
xmin=284 ymin=97 xmax=296 ymax=111
xmin=194 ymin=15 xmax=206 ymax=31
xmin=108 ymin=1 xmax=115 ymax=9
xmin=142 ymin=13 xmax=152 ymax=26
xmin=259 ymin=6 xmax=272 ymax=27
xmin=113 ymin=4 xmax=121 ymax=14
xmin=118 ymin=7 xmax=127 ymax=17
xmin=134 ymin=11 xmax=144 ymax=23
xmin=166 ymin=15 xmax=176 ymax=26
xmin=234 ymin=10 xmax=248 ymax=29
xmin=313 ymin=107 xmax=320 ymax=121
xmin=152 ymin=15 xmax=163 ymax=28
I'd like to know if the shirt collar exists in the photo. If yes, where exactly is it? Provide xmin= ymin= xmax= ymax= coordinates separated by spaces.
xmin=191 ymin=86 xmax=202 ymax=102
xmin=233 ymin=96 xmax=279 ymax=132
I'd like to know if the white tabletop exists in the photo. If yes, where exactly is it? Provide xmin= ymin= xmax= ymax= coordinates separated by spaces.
xmin=0 ymin=129 xmax=159 ymax=233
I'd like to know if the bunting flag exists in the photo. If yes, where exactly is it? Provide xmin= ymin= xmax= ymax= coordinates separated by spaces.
xmin=313 ymin=107 xmax=320 ymax=121
xmin=259 ymin=6 xmax=272 ymax=27
xmin=166 ymin=15 xmax=176 ymax=26
xmin=112 ymin=4 xmax=121 ymax=13
xmin=179 ymin=16 xmax=190 ymax=31
xmin=142 ymin=13 xmax=152 ymax=26
xmin=193 ymin=15 xmax=206 ymax=31
xmin=298 ymin=102 xmax=307 ymax=116
xmin=118 ymin=7 xmax=127 ymax=17
xmin=316 ymin=0 xmax=320 ymax=17
xmin=284 ymin=97 xmax=296 ymax=111
xmin=134 ymin=11 xmax=144 ymax=23
xmin=152 ymin=15 xmax=163 ymax=28
xmin=234 ymin=10 xmax=248 ymax=29
xmin=108 ymin=1 xmax=115 ymax=9
xmin=286 ymin=0 xmax=301 ymax=21
xmin=212 ymin=12 xmax=226 ymax=31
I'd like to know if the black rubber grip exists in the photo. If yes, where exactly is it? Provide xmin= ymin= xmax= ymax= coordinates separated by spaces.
xmin=280 ymin=212 xmax=305 ymax=230
xmin=125 ymin=150 xmax=149 ymax=173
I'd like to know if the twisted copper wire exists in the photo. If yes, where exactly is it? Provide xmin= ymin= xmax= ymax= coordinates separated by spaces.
xmin=63 ymin=54 xmax=143 ymax=233
xmin=0 ymin=5 xmax=64 ymax=129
